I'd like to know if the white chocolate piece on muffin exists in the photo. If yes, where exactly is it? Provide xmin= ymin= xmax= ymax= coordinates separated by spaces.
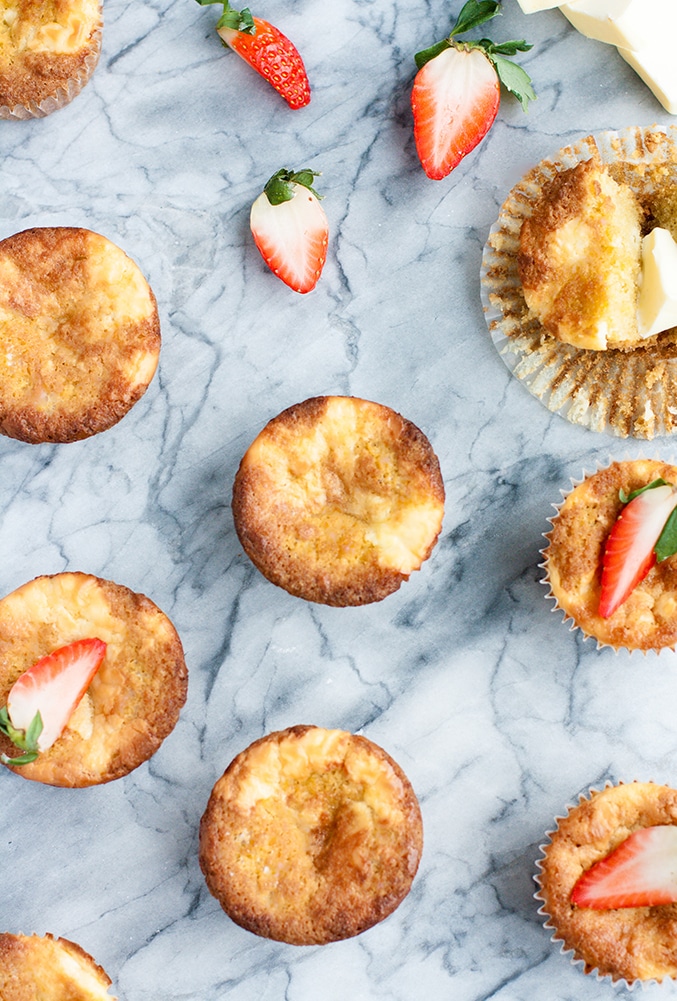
xmin=0 ymin=227 xmax=160 ymax=443
xmin=0 ymin=932 xmax=115 ymax=999
xmin=0 ymin=572 xmax=187 ymax=787
xmin=638 ymin=228 xmax=677 ymax=338
xmin=232 ymin=396 xmax=445 ymax=605
xmin=199 ymin=725 xmax=423 ymax=945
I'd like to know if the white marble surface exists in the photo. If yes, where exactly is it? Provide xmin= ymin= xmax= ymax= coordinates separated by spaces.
xmin=3 ymin=1 xmax=677 ymax=998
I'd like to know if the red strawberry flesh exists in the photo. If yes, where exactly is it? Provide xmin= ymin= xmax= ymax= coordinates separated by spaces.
xmin=218 ymin=17 xmax=310 ymax=109
xmin=411 ymin=45 xmax=500 ymax=181
xmin=599 ymin=484 xmax=677 ymax=618
xmin=250 ymin=183 xmax=328 ymax=293
xmin=7 ymin=637 xmax=107 ymax=752
xmin=571 ymin=825 xmax=677 ymax=909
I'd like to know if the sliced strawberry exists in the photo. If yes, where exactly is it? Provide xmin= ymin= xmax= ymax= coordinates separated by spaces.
xmin=250 ymin=168 xmax=328 ymax=294
xmin=411 ymin=0 xmax=535 ymax=181
xmin=197 ymin=1 xmax=310 ymax=109
xmin=599 ymin=483 xmax=677 ymax=618
xmin=571 ymin=826 xmax=677 ymax=909
xmin=6 ymin=637 xmax=106 ymax=753
xmin=412 ymin=46 xmax=500 ymax=181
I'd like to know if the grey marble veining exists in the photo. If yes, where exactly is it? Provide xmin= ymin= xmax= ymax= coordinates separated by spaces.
xmin=3 ymin=1 xmax=677 ymax=998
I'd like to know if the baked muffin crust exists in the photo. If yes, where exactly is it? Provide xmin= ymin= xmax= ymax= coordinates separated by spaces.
xmin=0 ymin=572 xmax=187 ymax=786
xmin=0 ymin=0 xmax=102 ymax=117
xmin=199 ymin=725 xmax=423 ymax=944
xmin=0 ymin=227 xmax=160 ymax=443
xmin=537 ymin=783 xmax=677 ymax=983
xmin=232 ymin=396 xmax=445 ymax=605
xmin=0 ymin=932 xmax=115 ymax=999
xmin=518 ymin=159 xmax=644 ymax=352
xmin=544 ymin=460 xmax=677 ymax=650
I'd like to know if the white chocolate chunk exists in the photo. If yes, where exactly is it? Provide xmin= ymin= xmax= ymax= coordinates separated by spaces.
xmin=516 ymin=0 xmax=561 ymax=10
xmin=617 ymin=40 xmax=677 ymax=114
xmin=559 ymin=0 xmax=651 ymax=51
xmin=638 ymin=229 xmax=677 ymax=339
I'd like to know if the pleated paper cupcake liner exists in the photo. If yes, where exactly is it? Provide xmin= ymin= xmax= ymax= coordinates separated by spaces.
xmin=540 ymin=456 xmax=677 ymax=652
xmin=481 ymin=125 xmax=677 ymax=440
xmin=535 ymin=781 xmax=677 ymax=988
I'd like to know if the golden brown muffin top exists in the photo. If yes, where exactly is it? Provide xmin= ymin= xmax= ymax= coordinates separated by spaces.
xmin=518 ymin=159 xmax=644 ymax=352
xmin=0 ymin=227 xmax=160 ymax=443
xmin=0 ymin=572 xmax=187 ymax=787
xmin=0 ymin=932 xmax=115 ymax=1000
xmin=232 ymin=396 xmax=445 ymax=605
xmin=537 ymin=782 xmax=677 ymax=983
xmin=544 ymin=460 xmax=677 ymax=650
xmin=0 ymin=1 xmax=101 ymax=110
xmin=199 ymin=725 xmax=423 ymax=945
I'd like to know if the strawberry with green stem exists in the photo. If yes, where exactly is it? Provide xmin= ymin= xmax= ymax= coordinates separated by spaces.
xmin=250 ymin=168 xmax=329 ymax=294
xmin=195 ymin=0 xmax=310 ymax=109
xmin=599 ymin=479 xmax=677 ymax=619
xmin=411 ymin=0 xmax=536 ymax=180
xmin=0 ymin=637 xmax=106 ymax=766
xmin=572 ymin=825 xmax=677 ymax=909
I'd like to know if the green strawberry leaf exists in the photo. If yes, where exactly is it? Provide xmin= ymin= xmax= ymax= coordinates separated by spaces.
xmin=656 ymin=507 xmax=677 ymax=562
xmin=414 ymin=39 xmax=452 ymax=70
xmin=451 ymin=0 xmax=502 ymax=37
xmin=216 ymin=6 xmax=254 ymax=33
xmin=488 ymin=53 xmax=536 ymax=109
xmin=483 ymin=38 xmax=533 ymax=56
xmin=264 ymin=168 xmax=322 ymax=206
xmin=0 ymin=705 xmax=42 ymax=765
xmin=415 ymin=0 xmax=502 ymax=68
xmin=619 ymin=478 xmax=668 ymax=504
xmin=195 ymin=1 xmax=254 ymax=34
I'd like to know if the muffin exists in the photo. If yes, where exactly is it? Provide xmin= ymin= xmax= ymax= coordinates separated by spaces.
xmin=232 ymin=396 xmax=445 ymax=606
xmin=0 ymin=932 xmax=115 ymax=999
xmin=0 ymin=572 xmax=187 ymax=786
xmin=518 ymin=157 xmax=644 ymax=352
xmin=542 ymin=459 xmax=677 ymax=651
xmin=0 ymin=0 xmax=102 ymax=120
xmin=0 ymin=226 xmax=160 ymax=444
xmin=481 ymin=125 xmax=677 ymax=438
xmin=535 ymin=782 xmax=677 ymax=985
xmin=199 ymin=725 xmax=423 ymax=945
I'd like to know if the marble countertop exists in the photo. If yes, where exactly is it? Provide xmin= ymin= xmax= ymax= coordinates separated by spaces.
xmin=3 ymin=1 xmax=677 ymax=998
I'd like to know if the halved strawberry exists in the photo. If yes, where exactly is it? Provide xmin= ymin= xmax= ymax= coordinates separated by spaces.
xmin=250 ymin=168 xmax=328 ymax=294
xmin=196 ymin=1 xmax=310 ymax=109
xmin=0 ymin=637 xmax=106 ymax=763
xmin=412 ymin=47 xmax=500 ymax=181
xmin=571 ymin=826 xmax=677 ymax=909
xmin=411 ymin=0 xmax=535 ymax=180
xmin=599 ymin=482 xmax=677 ymax=619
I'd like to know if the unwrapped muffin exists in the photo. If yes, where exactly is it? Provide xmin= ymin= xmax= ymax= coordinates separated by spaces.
xmin=0 ymin=931 xmax=115 ymax=999
xmin=0 ymin=226 xmax=160 ymax=443
xmin=199 ymin=725 xmax=423 ymax=944
xmin=536 ymin=782 xmax=677 ymax=985
xmin=481 ymin=125 xmax=677 ymax=438
xmin=232 ymin=395 xmax=445 ymax=605
xmin=0 ymin=0 xmax=102 ymax=119
xmin=0 ymin=572 xmax=187 ymax=786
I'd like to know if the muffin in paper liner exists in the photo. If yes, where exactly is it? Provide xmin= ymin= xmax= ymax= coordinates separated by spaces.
xmin=0 ymin=1 xmax=102 ymax=120
xmin=480 ymin=125 xmax=677 ymax=440
xmin=534 ymin=781 xmax=677 ymax=987
xmin=540 ymin=457 xmax=677 ymax=652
